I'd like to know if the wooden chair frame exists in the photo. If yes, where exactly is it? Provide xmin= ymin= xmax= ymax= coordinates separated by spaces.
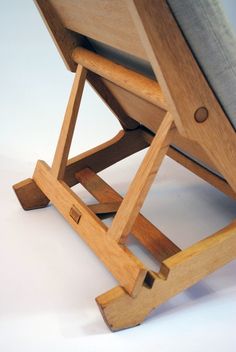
xmin=13 ymin=0 xmax=236 ymax=331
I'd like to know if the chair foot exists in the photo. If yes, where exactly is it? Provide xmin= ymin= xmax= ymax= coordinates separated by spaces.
xmin=96 ymin=219 xmax=236 ymax=331
xmin=96 ymin=286 xmax=152 ymax=331
xmin=13 ymin=178 xmax=49 ymax=210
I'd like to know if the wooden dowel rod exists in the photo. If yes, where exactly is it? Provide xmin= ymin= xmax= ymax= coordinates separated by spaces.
xmin=72 ymin=47 xmax=166 ymax=110
xmin=76 ymin=167 xmax=180 ymax=261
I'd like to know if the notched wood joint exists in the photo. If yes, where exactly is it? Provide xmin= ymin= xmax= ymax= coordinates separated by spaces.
xmin=143 ymin=271 xmax=155 ymax=289
xmin=69 ymin=205 xmax=81 ymax=224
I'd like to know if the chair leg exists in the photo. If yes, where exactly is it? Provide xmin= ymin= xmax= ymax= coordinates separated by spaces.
xmin=108 ymin=112 xmax=176 ymax=244
xmin=96 ymin=220 xmax=236 ymax=331
xmin=13 ymin=64 xmax=86 ymax=210
xmin=51 ymin=64 xmax=87 ymax=180
xmin=13 ymin=178 xmax=49 ymax=210
xmin=13 ymin=126 xmax=150 ymax=211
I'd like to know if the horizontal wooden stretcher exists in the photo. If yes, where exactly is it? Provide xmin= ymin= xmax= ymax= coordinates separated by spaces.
xmin=13 ymin=0 xmax=236 ymax=331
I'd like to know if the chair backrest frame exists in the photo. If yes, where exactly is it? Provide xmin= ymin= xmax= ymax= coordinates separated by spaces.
xmin=34 ymin=0 xmax=236 ymax=193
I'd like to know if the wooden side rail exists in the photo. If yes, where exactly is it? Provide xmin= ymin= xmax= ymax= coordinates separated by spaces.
xmin=128 ymin=0 xmax=236 ymax=193
xmin=64 ymin=128 xmax=149 ymax=187
xmin=64 ymin=126 xmax=236 ymax=200
xmin=33 ymin=160 xmax=149 ymax=297
xmin=72 ymin=47 xmax=166 ymax=109
xmin=97 ymin=220 xmax=236 ymax=331
xmin=13 ymin=25 xmax=236 ymax=330
xmin=76 ymin=168 xmax=180 ymax=262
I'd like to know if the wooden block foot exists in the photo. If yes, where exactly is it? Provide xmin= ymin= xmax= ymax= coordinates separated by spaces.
xmin=96 ymin=220 xmax=236 ymax=331
xmin=96 ymin=286 xmax=151 ymax=331
xmin=13 ymin=178 xmax=49 ymax=210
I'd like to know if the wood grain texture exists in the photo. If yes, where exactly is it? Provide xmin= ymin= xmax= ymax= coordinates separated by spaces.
xmin=35 ymin=0 xmax=236 ymax=193
xmin=15 ymin=0 xmax=236 ymax=332
xmin=97 ymin=220 xmax=236 ymax=331
xmin=72 ymin=47 xmax=166 ymax=109
xmin=141 ymin=130 xmax=236 ymax=200
xmin=34 ymin=0 xmax=81 ymax=71
xmin=49 ymin=0 xmax=147 ymax=60
xmin=51 ymin=65 xmax=87 ymax=179
xmin=104 ymin=78 xmax=166 ymax=131
xmin=103 ymin=79 xmax=220 ymax=172
xmin=88 ymin=202 xmax=121 ymax=215
xmin=33 ymin=160 xmax=148 ymax=297
xmin=13 ymin=178 xmax=49 ymax=210
xmin=65 ymin=128 xmax=149 ymax=187
xmin=76 ymin=168 xmax=180 ymax=262
xmin=108 ymin=112 xmax=175 ymax=243
xmin=64 ymin=124 xmax=235 ymax=200
xmin=128 ymin=0 xmax=236 ymax=192
xmin=167 ymin=147 xmax=236 ymax=200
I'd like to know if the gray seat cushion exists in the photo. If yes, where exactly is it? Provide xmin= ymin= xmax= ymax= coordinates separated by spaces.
xmin=167 ymin=0 xmax=236 ymax=130
xmin=90 ymin=0 xmax=236 ymax=131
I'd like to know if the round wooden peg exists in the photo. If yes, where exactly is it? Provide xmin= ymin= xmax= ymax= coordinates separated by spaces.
xmin=194 ymin=107 xmax=209 ymax=123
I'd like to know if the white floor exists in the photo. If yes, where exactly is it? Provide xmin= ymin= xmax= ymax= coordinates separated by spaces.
xmin=0 ymin=142 xmax=236 ymax=351
xmin=1 ymin=1 xmax=236 ymax=351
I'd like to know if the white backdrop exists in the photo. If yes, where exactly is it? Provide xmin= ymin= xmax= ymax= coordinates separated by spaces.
xmin=0 ymin=1 xmax=236 ymax=351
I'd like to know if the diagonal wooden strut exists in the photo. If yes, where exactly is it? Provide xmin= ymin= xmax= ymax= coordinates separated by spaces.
xmin=76 ymin=168 xmax=180 ymax=262
xmin=88 ymin=202 xmax=121 ymax=216
xmin=128 ymin=0 xmax=236 ymax=193
xmin=97 ymin=219 xmax=236 ymax=331
xmin=108 ymin=112 xmax=176 ymax=244
xmin=65 ymin=128 xmax=150 ymax=187
xmin=51 ymin=64 xmax=87 ymax=180
xmin=33 ymin=160 xmax=148 ymax=297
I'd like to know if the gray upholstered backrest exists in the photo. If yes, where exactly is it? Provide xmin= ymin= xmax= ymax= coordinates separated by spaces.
xmin=167 ymin=0 xmax=236 ymax=130
xmin=90 ymin=0 xmax=236 ymax=130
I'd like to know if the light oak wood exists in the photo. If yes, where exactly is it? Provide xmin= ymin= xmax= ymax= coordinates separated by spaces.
xmin=128 ymin=0 xmax=236 ymax=192
xmin=34 ymin=0 xmax=235 ymax=192
xmin=140 ymin=129 xmax=236 ymax=200
xmin=14 ymin=0 xmax=236 ymax=332
xmin=167 ymin=147 xmax=236 ymax=200
xmin=13 ymin=178 xmax=49 ymax=210
xmin=104 ymin=78 xmax=166 ymax=131
xmin=32 ymin=3 xmax=140 ymax=131
xmin=49 ymin=0 xmax=147 ymax=60
xmin=97 ymin=220 xmax=236 ymax=331
xmin=76 ymin=168 xmax=181 ymax=262
xmin=88 ymin=202 xmax=121 ymax=215
xmin=34 ymin=160 xmax=148 ymax=297
xmin=65 ymin=124 xmax=235 ymax=199
xmin=51 ymin=65 xmax=87 ymax=179
xmin=72 ymin=47 xmax=166 ymax=109
xmin=34 ymin=0 xmax=80 ymax=71
xmin=103 ymin=79 xmax=219 ymax=172
xmin=64 ymin=128 xmax=149 ymax=187
xmin=108 ymin=112 xmax=175 ymax=243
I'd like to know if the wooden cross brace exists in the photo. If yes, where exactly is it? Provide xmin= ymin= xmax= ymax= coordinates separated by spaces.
xmin=13 ymin=58 xmax=236 ymax=331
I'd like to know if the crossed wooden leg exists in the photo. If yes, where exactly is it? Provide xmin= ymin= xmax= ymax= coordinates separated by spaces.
xmin=96 ymin=220 xmax=236 ymax=331
xmin=13 ymin=62 xmax=236 ymax=331
xmin=13 ymin=178 xmax=49 ymax=210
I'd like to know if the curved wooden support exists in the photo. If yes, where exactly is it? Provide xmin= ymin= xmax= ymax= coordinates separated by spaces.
xmin=65 ymin=128 xmax=149 ymax=187
xmin=96 ymin=220 xmax=236 ymax=331
xmin=13 ymin=178 xmax=49 ymax=210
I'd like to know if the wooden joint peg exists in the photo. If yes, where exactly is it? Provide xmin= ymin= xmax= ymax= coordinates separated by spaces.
xmin=69 ymin=205 xmax=81 ymax=224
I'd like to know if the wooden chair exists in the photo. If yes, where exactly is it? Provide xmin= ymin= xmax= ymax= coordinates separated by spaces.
xmin=13 ymin=0 xmax=236 ymax=331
